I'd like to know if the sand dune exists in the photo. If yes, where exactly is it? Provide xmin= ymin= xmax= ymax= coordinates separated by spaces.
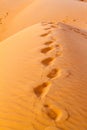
xmin=0 ymin=0 xmax=87 ymax=129
xmin=0 ymin=0 xmax=87 ymax=41
xmin=0 ymin=21 xmax=87 ymax=130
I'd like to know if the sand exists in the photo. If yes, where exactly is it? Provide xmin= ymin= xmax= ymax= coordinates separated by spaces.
xmin=0 ymin=0 xmax=87 ymax=41
xmin=0 ymin=0 xmax=87 ymax=130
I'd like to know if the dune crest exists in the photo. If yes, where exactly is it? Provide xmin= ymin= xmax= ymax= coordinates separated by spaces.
xmin=0 ymin=0 xmax=87 ymax=41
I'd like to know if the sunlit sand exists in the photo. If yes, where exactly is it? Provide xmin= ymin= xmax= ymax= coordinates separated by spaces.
xmin=0 ymin=0 xmax=87 ymax=130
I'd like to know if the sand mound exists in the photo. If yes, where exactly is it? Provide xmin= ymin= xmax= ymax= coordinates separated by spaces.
xmin=0 ymin=22 xmax=87 ymax=130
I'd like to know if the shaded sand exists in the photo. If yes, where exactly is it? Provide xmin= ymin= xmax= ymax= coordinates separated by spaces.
xmin=0 ymin=22 xmax=87 ymax=130
xmin=0 ymin=0 xmax=34 ymax=41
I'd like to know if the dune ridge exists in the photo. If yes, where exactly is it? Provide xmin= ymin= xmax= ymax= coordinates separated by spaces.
xmin=0 ymin=0 xmax=87 ymax=41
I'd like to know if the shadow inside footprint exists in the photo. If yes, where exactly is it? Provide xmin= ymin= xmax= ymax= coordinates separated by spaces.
xmin=47 ymin=68 xmax=58 ymax=79
xmin=44 ymin=41 xmax=53 ymax=45
xmin=34 ymin=82 xmax=50 ymax=98
xmin=44 ymin=104 xmax=69 ymax=122
xmin=51 ymin=25 xmax=57 ymax=28
xmin=40 ymin=31 xmax=51 ymax=37
xmin=44 ymin=105 xmax=58 ymax=120
xmin=41 ymin=47 xmax=53 ymax=54
xmin=55 ymin=44 xmax=60 ymax=48
xmin=78 ymin=0 xmax=87 ymax=2
xmin=55 ymin=52 xmax=62 ymax=57
xmin=41 ymin=57 xmax=54 ymax=66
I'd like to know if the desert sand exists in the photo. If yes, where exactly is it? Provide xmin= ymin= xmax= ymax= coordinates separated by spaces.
xmin=0 ymin=0 xmax=87 ymax=130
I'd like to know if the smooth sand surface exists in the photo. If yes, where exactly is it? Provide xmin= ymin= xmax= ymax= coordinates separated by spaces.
xmin=0 ymin=0 xmax=87 ymax=130
xmin=0 ymin=0 xmax=87 ymax=41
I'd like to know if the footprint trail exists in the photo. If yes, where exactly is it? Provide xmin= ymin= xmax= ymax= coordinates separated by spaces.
xmin=33 ymin=22 xmax=67 ymax=129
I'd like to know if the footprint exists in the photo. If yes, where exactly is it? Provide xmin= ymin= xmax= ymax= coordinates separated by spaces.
xmin=40 ymin=31 xmax=51 ymax=37
xmin=47 ymin=68 xmax=60 ymax=79
xmin=41 ymin=46 xmax=53 ymax=54
xmin=51 ymin=25 xmax=57 ymax=28
xmin=55 ymin=44 xmax=60 ymax=48
xmin=33 ymin=82 xmax=51 ymax=98
xmin=44 ymin=104 xmax=69 ymax=122
xmin=55 ymin=51 xmax=62 ymax=57
xmin=81 ymin=32 xmax=87 ymax=37
xmin=44 ymin=104 xmax=58 ymax=120
xmin=44 ymin=41 xmax=54 ymax=45
xmin=48 ymin=22 xmax=54 ymax=24
xmin=62 ymin=70 xmax=72 ymax=78
xmin=72 ymin=28 xmax=80 ymax=33
xmin=78 ymin=0 xmax=87 ymax=2
xmin=41 ymin=57 xmax=54 ymax=66
xmin=55 ymin=45 xmax=63 ymax=56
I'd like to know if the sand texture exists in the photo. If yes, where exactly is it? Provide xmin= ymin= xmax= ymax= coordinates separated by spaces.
xmin=0 ymin=0 xmax=87 ymax=130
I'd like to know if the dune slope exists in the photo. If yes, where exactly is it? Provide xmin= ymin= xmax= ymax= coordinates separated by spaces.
xmin=0 ymin=0 xmax=34 ymax=41
xmin=0 ymin=22 xmax=87 ymax=130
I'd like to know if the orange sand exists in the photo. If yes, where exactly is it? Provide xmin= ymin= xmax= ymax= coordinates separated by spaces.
xmin=0 ymin=0 xmax=87 ymax=130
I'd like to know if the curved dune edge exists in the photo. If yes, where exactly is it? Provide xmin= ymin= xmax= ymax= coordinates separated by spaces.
xmin=0 ymin=0 xmax=87 ymax=41
xmin=0 ymin=21 xmax=87 ymax=130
